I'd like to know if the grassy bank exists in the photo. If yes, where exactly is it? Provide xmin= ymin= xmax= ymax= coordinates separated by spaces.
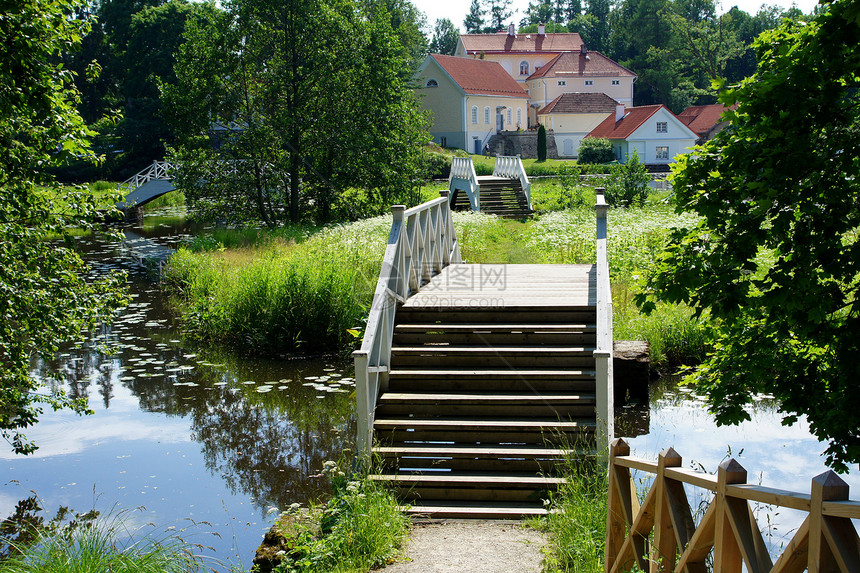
xmin=165 ymin=191 xmax=709 ymax=367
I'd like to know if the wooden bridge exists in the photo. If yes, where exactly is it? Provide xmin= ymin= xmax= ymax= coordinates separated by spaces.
xmin=449 ymin=156 xmax=534 ymax=218
xmin=354 ymin=191 xmax=613 ymax=518
xmin=115 ymin=160 xmax=177 ymax=211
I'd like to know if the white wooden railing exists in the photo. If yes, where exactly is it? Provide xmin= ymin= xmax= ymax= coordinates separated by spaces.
xmin=493 ymin=155 xmax=532 ymax=210
xmin=353 ymin=195 xmax=461 ymax=458
xmin=448 ymin=157 xmax=481 ymax=211
xmin=595 ymin=188 xmax=614 ymax=452
xmin=117 ymin=160 xmax=175 ymax=194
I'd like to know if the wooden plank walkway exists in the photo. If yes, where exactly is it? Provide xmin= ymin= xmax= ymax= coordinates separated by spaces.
xmin=403 ymin=264 xmax=596 ymax=309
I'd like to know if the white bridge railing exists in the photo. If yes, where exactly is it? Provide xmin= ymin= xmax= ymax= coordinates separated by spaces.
xmin=595 ymin=188 xmax=614 ymax=451
xmin=493 ymin=155 xmax=532 ymax=210
xmin=448 ymin=157 xmax=481 ymax=211
xmin=353 ymin=195 xmax=461 ymax=457
xmin=117 ymin=160 xmax=175 ymax=194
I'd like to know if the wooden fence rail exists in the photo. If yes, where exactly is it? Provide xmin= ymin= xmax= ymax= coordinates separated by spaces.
xmin=352 ymin=195 xmax=461 ymax=458
xmin=606 ymin=438 xmax=860 ymax=573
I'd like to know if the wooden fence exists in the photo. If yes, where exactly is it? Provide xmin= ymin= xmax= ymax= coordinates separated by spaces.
xmin=606 ymin=438 xmax=860 ymax=573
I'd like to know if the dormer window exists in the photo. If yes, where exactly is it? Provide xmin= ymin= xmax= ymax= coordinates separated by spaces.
xmin=557 ymin=80 xmax=566 ymax=87
xmin=612 ymin=79 xmax=621 ymax=86
xmin=519 ymin=61 xmax=529 ymax=75
xmin=656 ymin=122 xmax=668 ymax=133
xmin=425 ymin=79 xmax=438 ymax=88
xmin=585 ymin=80 xmax=593 ymax=86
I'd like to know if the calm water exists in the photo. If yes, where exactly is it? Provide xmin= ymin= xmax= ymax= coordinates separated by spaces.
xmin=2 ymin=209 xmax=857 ymax=568
xmin=1 ymin=210 xmax=355 ymax=570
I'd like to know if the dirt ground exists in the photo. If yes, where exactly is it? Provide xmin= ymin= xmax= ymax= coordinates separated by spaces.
xmin=379 ymin=520 xmax=547 ymax=572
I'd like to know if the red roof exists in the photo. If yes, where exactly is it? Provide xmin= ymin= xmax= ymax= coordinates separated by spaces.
xmin=528 ymin=51 xmax=636 ymax=80
xmin=459 ymin=32 xmax=583 ymax=54
xmin=678 ymin=104 xmax=734 ymax=137
xmin=537 ymin=93 xmax=619 ymax=115
xmin=431 ymin=54 xmax=529 ymax=98
xmin=588 ymin=105 xmax=664 ymax=139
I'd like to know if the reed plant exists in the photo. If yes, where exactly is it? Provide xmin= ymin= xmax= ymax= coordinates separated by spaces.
xmin=0 ymin=509 xmax=206 ymax=573
xmin=531 ymin=454 xmax=608 ymax=573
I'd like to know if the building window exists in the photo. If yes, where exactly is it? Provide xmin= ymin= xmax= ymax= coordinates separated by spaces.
xmin=517 ymin=108 xmax=522 ymax=126
xmin=507 ymin=108 xmax=512 ymax=124
xmin=584 ymin=79 xmax=593 ymax=86
xmin=519 ymin=61 xmax=529 ymax=75
xmin=425 ymin=79 xmax=438 ymax=88
xmin=484 ymin=107 xmax=490 ymax=124
xmin=557 ymin=80 xmax=566 ymax=86
xmin=656 ymin=146 xmax=669 ymax=159
xmin=440 ymin=137 xmax=447 ymax=147
xmin=471 ymin=106 xmax=478 ymax=124
xmin=611 ymin=79 xmax=620 ymax=86
xmin=656 ymin=121 xmax=668 ymax=133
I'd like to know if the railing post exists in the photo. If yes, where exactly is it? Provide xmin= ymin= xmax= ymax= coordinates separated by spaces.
xmin=594 ymin=188 xmax=613 ymax=454
xmin=652 ymin=447 xmax=683 ymax=572
xmin=353 ymin=350 xmax=371 ymax=463
xmin=809 ymin=470 xmax=852 ymax=573
xmin=715 ymin=459 xmax=746 ymax=573
xmin=606 ymin=438 xmax=632 ymax=573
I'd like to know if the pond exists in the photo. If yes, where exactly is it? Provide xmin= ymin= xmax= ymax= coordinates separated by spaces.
xmin=2 ymin=207 xmax=857 ymax=569
xmin=1 ymin=209 xmax=355 ymax=570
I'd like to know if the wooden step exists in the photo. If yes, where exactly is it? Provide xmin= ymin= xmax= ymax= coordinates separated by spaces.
xmin=390 ymin=346 xmax=596 ymax=368
xmin=372 ymin=473 xmax=564 ymax=503
xmin=393 ymin=323 xmax=596 ymax=345
xmin=376 ymin=391 xmax=595 ymax=417
xmin=387 ymin=368 xmax=596 ymax=392
xmin=374 ymin=444 xmax=574 ymax=473
xmin=374 ymin=417 xmax=595 ymax=444
xmin=396 ymin=308 xmax=596 ymax=323
xmin=403 ymin=502 xmax=548 ymax=519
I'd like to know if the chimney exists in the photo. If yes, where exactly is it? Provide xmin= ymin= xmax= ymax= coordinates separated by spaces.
xmin=508 ymin=23 xmax=516 ymax=36
xmin=616 ymin=104 xmax=625 ymax=122
xmin=538 ymin=23 xmax=546 ymax=36
xmin=580 ymin=43 xmax=587 ymax=56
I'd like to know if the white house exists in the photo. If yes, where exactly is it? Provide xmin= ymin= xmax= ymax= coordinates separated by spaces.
xmin=587 ymin=104 xmax=698 ymax=164
xmin=537 ymin=92 xmax=618 ymax=158
xmin=415 ymin=54 xmax=530 ymax=154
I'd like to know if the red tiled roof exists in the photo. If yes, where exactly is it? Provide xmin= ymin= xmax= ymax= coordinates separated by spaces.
xmin=678 ymin=104 xmax=734 ymax=137
xmin=431 ymin=54 xmax=529 ymax=98
xmin=459 ymin=32 xmax=583 ymax=54
xmin=537 ymin=93 xmax=619 ymax=115
xmin=527 ymin=51 xmax=636 ymax=80
xmin=587 ymin=105 xmax=664 ymax=139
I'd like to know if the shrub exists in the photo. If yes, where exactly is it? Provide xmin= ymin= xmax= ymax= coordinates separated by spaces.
xmin=557 ymin=162 xmax=586 ymax=208
xmin=578 ymin=137 xmax=615 ymax=164
xmin=537 ymin=124 xmax=547 ymax=162
xmin=605 ymin=150 xmax=650 ymax=207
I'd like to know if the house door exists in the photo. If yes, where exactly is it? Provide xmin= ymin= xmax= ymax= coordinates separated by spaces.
xmin=563 ymin=139 xmax=574 ymax=156
xmin=474 ymin=138 xmax=481 ymax=154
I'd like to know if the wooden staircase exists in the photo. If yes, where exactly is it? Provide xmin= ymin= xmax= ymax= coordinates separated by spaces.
xmin=370 ymin=301 xmax=598 ymax=518
xmin=452 ymin=176 xmax=533 ymax=219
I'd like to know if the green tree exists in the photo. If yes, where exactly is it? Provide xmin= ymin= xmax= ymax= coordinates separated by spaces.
xmin=537 ymin=124 xmax=547 ymax=162
xmin=483 ymin=0 xmax=513 ymax=32
xmin=165 ymin=0 xmax=428 ymax=225
xmin=636 ymin=0 xmax=860 ymax=470
xmin=521 ymin=0 xmax=554 ymax=26
xmin=464 ymin=0 xmax=485 ymax=33
xmin=429 ymin=18 xmax=460 ymax=55
xmin=606 ymin=150 xmax=649 ymax=206
xmin=0 ymin=0 xmax=127 ymax=454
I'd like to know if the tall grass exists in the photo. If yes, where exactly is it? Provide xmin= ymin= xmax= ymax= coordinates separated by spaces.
xmin=165 ymin=217 xmax=390 ymax=354
xmin=0 ymin=510 xmax=206 ymax=573
xmin=271 ymin=462 xmax=408 ymax=572
xmin=532 ymin=455 xmax=608 ymax=573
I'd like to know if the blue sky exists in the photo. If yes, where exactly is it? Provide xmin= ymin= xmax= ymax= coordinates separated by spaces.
xmin=414 ymin=0 xmax=818 ymax=32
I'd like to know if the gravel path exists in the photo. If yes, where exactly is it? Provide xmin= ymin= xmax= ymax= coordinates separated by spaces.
xmin=380 ymin=520 xmax=547 ymax=572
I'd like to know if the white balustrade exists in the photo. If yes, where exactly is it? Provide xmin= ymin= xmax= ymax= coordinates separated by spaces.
xmin=448 ymin=157 xmax=481 ymax=211
xmin=594 ymin=188 xmax=614 ymax=454
xmin=353 ymin=196 xmax=461 ymax=458
xmin=492 ymin=155 xmax=531 ymax=210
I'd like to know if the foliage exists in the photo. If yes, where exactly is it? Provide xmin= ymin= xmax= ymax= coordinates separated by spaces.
xmin=0 ymin=0 xmax=128 ymax=454
xmin=428 ymin=18 xmax=460 ymax=55
xmin=578 ymin=137 xmax=615 ymax=164
xmin=0 ymin=504 xmax=206 ymax=573
xmin=635 ymin=0 xmax=860 ymax=470
xmin=270 ymin=462 xmax=408 ymax=572
xmin=464 ymin=0 xmax=485 ymax=33
xmin=537 ymin=124 xmax=548 ymax=162
xmin=531 ymin=453 xmax=607 ymax=573
xmin=605 ymin=150 xmax=650 ymax=207
xmin=165 ymin=0 xmax=429 ymax=225
xmin=557 ymin=162 xmax=587 ymax=208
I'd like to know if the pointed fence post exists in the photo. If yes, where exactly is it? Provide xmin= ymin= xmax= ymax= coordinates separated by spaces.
xmin=606 ymin=438 xmax=632 ymax=573
xmin=651 ymin=447 xmax=683 ymax=572
xmin=714 ymin=459 xmax=746 ymax=573
xmin=809 ymin=470 xmax=859 ymax=573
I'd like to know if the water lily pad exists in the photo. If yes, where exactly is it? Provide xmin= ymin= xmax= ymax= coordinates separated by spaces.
xmin=256 ymin=386 xmax=273 ymax=393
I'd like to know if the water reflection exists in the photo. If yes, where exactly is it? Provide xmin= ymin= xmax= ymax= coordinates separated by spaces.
xmin=3 ymin=209 xmax=355 ymax=569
